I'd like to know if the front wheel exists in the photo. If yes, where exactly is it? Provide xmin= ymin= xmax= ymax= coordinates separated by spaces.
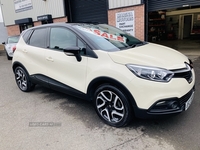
xmin=14 ymin=66 xmax=35 ymax=92
xmin=93 ymin=84 xmax=132 ymax=127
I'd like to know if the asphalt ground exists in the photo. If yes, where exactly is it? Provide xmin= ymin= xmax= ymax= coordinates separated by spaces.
xmin=0 ymin=50 xmax=200 ymax=150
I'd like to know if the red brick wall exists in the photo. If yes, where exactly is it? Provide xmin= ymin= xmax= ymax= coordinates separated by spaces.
xmin=53 ymin=17 xmax=68 ymax=23
xmin=7 ymin=25 xmax=20 ymax=36
xmin=108 ymin=5 xmax=145 ymax=41
xmin=34 ymin=21 xmax=42 ymax=26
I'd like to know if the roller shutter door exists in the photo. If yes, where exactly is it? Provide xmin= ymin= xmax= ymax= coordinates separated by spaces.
xmin=148 ymin=0 xmax=200 ymax=12
xmin=70 ymin=0 xmax=108 ymax=23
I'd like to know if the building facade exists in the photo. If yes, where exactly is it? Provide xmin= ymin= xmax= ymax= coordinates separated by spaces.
xmin=0 ymin=22 xmax=7 ymax=43
xmin=147 ymin=0 xmax=200 ymax=41
xmin=0 ymin=0 xmax=145 ymax=40
xmin=1 ymin=0 xmax=199 ymax=42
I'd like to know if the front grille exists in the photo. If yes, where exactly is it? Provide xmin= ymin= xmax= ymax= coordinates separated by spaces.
xmin=173 ymin=70 xmax=192 ymax=82
xmin=171 ymin=63 xmax=193 ymax=83
xmin=179 ymin=88 xmax=194 ymax=107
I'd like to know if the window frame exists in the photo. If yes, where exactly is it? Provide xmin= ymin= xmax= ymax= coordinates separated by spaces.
xmin=48 ymin=27 xmax=88 ymax=56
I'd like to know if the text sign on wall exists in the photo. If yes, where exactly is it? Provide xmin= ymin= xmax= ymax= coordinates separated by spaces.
xmin=14 ymin=0 xmax=33 ymax=13
xmin=116 ymin=11 xmax=135 ymax=36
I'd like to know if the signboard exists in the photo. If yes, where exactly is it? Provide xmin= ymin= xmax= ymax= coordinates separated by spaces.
xmin=116 ymin=11 xmax=135 ymax=36
xmin=14 ymin=0 xmax=33 ymax=13
xmin=37 ymin=15 xmax=52 ymax=21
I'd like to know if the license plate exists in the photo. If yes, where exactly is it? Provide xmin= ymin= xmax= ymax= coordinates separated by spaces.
xmin=185 ymin=91 xmax=194 ymax=111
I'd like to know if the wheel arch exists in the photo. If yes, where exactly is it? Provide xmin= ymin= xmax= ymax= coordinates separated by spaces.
xmin=12 ymin=61 xmax=29 ymax=75
xmin=87 ymin=77 xmax=137 ymax=108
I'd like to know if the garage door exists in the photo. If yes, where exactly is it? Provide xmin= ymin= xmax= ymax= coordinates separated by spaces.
xmin=148 ymin=0 xmax=200 ymax=12
xmin=70 ymin=0 xmax=108 ymax=23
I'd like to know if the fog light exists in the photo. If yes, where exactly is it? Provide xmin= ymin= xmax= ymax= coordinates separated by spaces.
xmin=149 ymin=100 xmax=180 ymax=113
xmin=168 ymin=101 xmax=179 ymax=109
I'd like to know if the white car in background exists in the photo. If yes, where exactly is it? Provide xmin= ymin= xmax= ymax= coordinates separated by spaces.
xmin=2 ymin=35 xmax=19 ymax=60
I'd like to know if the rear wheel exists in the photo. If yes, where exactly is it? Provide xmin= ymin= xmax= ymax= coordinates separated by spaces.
xmin=93 ymin=84 xmax=132 ymax=127
xmin=14 ymin=66 xmax=35 ymax=92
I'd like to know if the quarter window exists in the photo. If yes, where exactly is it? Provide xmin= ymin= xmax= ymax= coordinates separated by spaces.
xmin=22 ymin=30 xmax=32 ymax=44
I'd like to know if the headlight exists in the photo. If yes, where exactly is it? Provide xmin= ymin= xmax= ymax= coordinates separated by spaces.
xmin=126 ymin=64 xmax=174 ymax=82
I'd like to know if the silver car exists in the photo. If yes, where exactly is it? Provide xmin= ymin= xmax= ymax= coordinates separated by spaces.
xmin=2 ymin=35 xmax=19 ymax=60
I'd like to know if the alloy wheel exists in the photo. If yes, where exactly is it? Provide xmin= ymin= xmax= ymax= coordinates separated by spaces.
xmin=96 ymin=90 xmax=125 ymax=123
xmin=15 ymin=68 xmax=27 ymax=91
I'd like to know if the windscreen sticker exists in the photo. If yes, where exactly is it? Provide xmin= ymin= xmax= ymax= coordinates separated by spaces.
xmin=90 ymin=28 xmax=126 ymax=43
xmin=77 ymin=26 xmax=126 ymax=43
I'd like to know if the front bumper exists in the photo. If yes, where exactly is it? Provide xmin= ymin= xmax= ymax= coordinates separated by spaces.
xmin=134 ymin=86 xmax=195 ymax=119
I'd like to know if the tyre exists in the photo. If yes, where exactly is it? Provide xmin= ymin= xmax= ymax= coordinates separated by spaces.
xmin=14 ymin=66 xmax=35 ymax=92
xmin=6 ymin=52 xmax=12 ymax=60
xmin=93 ymin=84 xmax=132 ymax=127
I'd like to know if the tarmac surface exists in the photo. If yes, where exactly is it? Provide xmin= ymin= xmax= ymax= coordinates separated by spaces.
xmin=0 ymin=49 xmax=200 ymax=150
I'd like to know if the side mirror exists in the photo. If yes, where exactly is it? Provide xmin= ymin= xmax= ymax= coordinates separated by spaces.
xmin=64 ymin=47 xmax=82 ymax=62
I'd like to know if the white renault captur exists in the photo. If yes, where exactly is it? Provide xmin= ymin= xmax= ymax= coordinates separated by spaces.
xmin=12 ymin=23 xmax=195 ymax=127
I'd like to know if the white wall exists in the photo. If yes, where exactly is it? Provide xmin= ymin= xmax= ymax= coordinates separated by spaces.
xmin=1 ymin=0 xmax=65 ymax=26
xmin=0 ymin=22 xmax=8 ymax=43
xmin=109 ymin=0 xmax=142 ymax=9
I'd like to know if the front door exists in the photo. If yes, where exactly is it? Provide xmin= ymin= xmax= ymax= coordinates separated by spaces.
xmin=45 ymin=27 xmax=88 ymax=93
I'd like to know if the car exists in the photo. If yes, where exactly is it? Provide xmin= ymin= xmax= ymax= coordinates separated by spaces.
xmin=2 ymin=35 xmax=19 ymax=60
xmin=12 ymin=23 xmax=195 ymax=127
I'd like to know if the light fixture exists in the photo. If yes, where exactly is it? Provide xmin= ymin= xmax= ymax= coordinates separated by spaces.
xmin=182 ymin=4 xmax=189 ymax=7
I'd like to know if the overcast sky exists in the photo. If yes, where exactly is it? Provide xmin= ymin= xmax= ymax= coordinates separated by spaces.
xmin=0 ymin=7 xmax=3 ymax=22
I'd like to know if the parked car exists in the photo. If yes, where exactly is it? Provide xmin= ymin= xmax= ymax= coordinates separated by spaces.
xmin=2 ymin=35 xmax=19 ymax=60
xmin=12 ymin=23 xmax=195 ymax=127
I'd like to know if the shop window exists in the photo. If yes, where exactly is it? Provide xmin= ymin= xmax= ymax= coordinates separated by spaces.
xmin=42 ymin=20 xmax=53 ymax=25
xmin=19 ymin=24 xmax=33 ymax=33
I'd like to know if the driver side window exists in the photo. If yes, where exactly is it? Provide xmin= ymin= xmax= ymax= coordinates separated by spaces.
xmin=50 ymin=28 xmax=77 ymax=50
xmin=50 ymin=27 xmax=87 ymax=55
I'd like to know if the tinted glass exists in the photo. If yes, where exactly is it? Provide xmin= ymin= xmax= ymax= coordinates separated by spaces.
xmin=29 ymin=28 xmax=46 ymax=48
xmin=50 ymin=28 xmax=76 ymax=50
xmin=22 ymin=30 xmax=32 ymax=43
xmin=74 ymin=24 xmax=145 ymax=51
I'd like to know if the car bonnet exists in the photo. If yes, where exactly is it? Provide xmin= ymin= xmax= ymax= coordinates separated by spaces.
xmin=108 ymin=43 xmax=189 ymax=70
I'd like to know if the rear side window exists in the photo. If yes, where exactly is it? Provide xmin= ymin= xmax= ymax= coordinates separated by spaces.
xmin=29 ymin=28 xmax=47 ymax=48
xmin=22 ymin=30 xmax=32 ymax=44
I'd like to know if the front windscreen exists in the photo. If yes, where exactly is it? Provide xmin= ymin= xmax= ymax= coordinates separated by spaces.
xmin=74 ymin=24 xmax=145 ymax=51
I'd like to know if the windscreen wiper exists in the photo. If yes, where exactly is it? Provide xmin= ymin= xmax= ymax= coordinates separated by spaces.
xmin=128 ymin=41 xmax=147 ymax=48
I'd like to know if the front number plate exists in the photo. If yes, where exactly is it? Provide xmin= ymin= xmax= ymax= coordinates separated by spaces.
xmin=185 ymin=91 xmax=194 ymax=111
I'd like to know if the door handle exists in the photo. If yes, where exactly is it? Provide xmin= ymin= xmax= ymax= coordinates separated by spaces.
xmin=46 ymin=57 xmax=54 ymax=62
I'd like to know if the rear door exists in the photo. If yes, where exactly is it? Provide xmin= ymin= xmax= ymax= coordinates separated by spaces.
xmin=45 ymin=27 xmax=88 ymax=93
xmin=21 ymin=28 xmax=48 ymax=76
